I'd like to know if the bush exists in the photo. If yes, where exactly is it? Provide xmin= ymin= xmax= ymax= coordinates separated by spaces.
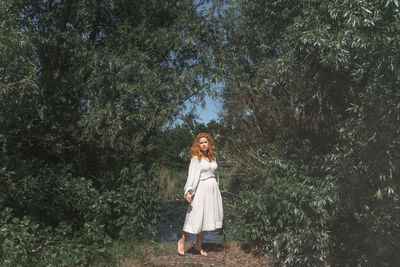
xmin=327 ymin=85 xmax=400 ymax=266
xmin=0 ymin=208 xmax=111 ymax=266
xmin=0 ymin=161 xmax=158 ymax=266
xmin=237 ymin=160 xmax=334 ymax=266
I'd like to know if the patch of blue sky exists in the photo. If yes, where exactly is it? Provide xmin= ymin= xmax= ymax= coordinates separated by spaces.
xmin=196 ymin=95 xmax=222 ymax=124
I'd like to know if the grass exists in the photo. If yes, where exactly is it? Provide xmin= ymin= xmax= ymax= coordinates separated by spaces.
xmin=157 ymin=167 xmax=187 ymax=203
xmin=90 ymin=240 xmax=178 ymax=267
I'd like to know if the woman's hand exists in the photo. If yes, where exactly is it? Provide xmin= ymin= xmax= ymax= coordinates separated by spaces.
xmin=185 ymin=192 xmax=192 ymax=204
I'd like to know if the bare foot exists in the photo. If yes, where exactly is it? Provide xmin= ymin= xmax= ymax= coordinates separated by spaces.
xmin=194 ymin=244 xmax=208 ymax=256
xmin=177 ymin=240 xmax=185 ymax=256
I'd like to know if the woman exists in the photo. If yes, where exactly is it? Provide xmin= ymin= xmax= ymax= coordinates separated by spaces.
xmin=177 ymin=133 xmax=223 ymax=256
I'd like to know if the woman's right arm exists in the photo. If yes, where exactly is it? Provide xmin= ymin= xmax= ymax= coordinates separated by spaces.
xmin=184 ymin=156 xmax=201 ymax=201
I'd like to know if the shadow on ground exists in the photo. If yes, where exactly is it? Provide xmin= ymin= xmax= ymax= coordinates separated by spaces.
xmin=185 ymin=242 xmax=224 ymax=254
xmin=144 ymin=242 xmax=271 ymax=266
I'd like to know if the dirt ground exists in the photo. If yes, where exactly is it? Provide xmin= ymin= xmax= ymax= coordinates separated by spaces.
xmin=139 ymin=242 xmax=272 ymax=266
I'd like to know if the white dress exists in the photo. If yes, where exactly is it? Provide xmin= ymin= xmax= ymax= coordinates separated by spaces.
xmin=183 ymin=156 xmax=223 ymax=234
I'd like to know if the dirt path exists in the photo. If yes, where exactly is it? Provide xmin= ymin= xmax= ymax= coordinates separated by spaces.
xmin=143 ymin=242 xmax=271 ymax=266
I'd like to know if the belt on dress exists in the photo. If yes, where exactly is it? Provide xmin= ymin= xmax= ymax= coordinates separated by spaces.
xmin=199 ymin=176 xmax=216 ymax=181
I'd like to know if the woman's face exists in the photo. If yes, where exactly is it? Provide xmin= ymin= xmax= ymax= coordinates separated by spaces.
xmin=199 ymin=137 xmax=209 ymax=153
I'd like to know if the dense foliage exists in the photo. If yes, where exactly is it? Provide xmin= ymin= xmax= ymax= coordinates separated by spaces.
xmin=218 ymin=0 xmax=400 ymax=265
xmin=2 ymin=0 xmax=399 ymax=265
xmin=0 ymin=0 xmax=217 ymax=265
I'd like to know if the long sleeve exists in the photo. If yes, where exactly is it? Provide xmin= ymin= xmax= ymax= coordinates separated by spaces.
xmin=184 ymin=156 xmax=201 ymax=197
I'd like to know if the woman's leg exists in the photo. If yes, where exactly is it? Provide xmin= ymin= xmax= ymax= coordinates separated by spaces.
xmin=194 ymin=231 xmax=208 ymax=256
xmin=177 ymin=232 xmax=189 ymax=255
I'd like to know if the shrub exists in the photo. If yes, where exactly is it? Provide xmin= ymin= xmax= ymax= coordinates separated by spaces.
xmin=237 ymin=160 xmax=334 ymax=266
xmin=0 ymin=161 xmax=158 ymax=266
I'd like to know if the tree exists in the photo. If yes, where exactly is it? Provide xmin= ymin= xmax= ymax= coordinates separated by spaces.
xmin=217 ymin=0 xmax=400 ymax=265
xmin=0 ymin=0 xmax=219 ymax=265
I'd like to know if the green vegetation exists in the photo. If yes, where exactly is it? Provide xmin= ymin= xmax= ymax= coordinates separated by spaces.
xmin=1 ymin=0 xmax=399 ymax=266
xmin=89 ymin=241 xmax=177 ymax=267
xmin=0 ymin=0 xmax=217 ymax=265
xmin=218 ymin=0 xmax=400 ymax=265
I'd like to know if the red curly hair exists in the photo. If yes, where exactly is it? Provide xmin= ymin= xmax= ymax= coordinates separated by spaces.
xmin=191 ymin=133 xmax=216 ymax=162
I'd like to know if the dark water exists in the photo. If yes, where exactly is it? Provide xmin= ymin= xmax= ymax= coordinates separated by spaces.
xmin=155 ymin=200 xmax=244 ymax=244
